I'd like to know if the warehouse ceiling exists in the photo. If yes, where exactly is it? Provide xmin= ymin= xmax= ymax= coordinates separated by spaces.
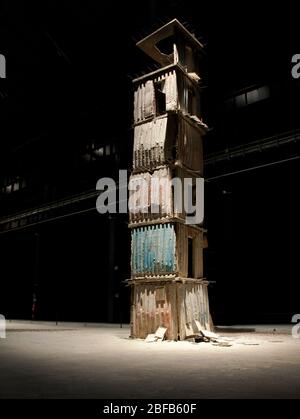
xmin=0 ymin=1 xmax=298 ymax=156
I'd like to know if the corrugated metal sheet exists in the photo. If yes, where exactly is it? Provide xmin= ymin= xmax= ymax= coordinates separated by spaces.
xmin=144 ymin=80 xmax=155 ymax=119
xmin=134 ymin=70 xmax=203 ymax=124
xmin=132 ymin=284 xmax=178 ymax=340
xmin=134 ymin=115 xmax=204 ymax=174
xmin=129 ymin=172 xmax=150 ymax=220
xmin=165 ymin=71 xmax=178 ymax=111
xmin=133 ymin=116 xmax=168 ymax=171
xmin=134 ymin=71 xmax=178 ymax=124
xmin=134 ymin=80 xmax=156 ymax=123
xmin=131 ymin=223 xmax=204 ymax=279
xmin=177 ymin=283 xmax=211 ymax=340
xmin=177 ymin=72 xmax=188 ymax=115
xmin=131 ymin=282 xmax=211 ymax=341
xmin=129 ymin=168 xmax=173 ymax=223
xmin=178 ymin=117 xmax=203 ymax=172
xmin=131 ymin=224 xmax=176 ymax=277
xmin=177 ymin=71 xmax=200 ymax=116
xmin=130 ymin=166 xmax=204 ymax=224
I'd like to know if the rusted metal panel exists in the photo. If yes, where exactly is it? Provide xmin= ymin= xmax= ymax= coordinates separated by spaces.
xmin=131 ymin=283 xmax=178 ymax=340
xmin=177 ymin=282 xmax=211 ymax=341
xmin=131 ymin=224 xmax=176 ymax=278
xmin=131 ymin=281 xmax=211 ymax=341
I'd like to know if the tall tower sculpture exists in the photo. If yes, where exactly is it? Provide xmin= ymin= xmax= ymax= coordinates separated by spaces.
xmin=128 ymin=20 xmax=211 ymax=341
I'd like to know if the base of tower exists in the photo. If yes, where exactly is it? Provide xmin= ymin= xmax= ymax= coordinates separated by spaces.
xmin=129 ymin=279 xmax=212 ymax=341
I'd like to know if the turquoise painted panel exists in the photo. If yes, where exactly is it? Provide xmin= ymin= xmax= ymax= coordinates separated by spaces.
xmin=131 ymin=224 xmax=176 ymax=277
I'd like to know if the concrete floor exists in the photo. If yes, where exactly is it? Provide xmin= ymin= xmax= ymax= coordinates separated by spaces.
xmin=0 ymin=321 xmax=300 ymax=399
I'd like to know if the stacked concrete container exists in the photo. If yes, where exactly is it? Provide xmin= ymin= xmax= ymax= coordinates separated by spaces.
xmin=129 ymin=20 xmax=211 ymax=340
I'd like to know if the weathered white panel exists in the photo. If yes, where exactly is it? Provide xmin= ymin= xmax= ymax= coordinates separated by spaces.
xmin=165 ymin=71 xmax=178 ymax=111
xmin=129 ymin=168 xmax=174 ymax=223
xmin=133 ymin=116 xmax=168 ymax=170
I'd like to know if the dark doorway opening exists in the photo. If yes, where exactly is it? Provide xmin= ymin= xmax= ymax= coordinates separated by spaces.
xmin=155 ymin=81 xmax=166 ymax=116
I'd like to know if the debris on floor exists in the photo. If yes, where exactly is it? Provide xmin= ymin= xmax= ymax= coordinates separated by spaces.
xmin=145 ymin=334 xmax=159 ymax=343
xmin=201 ymin=329 xmax=220 ymax=341
xmin=185 ymin=323 xmax=198 ymax=340
xmin=185 ymin=322 xmax=235 ymax=347
xmin=212 ymin=341 xmax=233 ymax=348
xmin=194 ymin=335 xmax=208 ymax=344
xmin=201 ymin=332 xmax=234 ymax=348
xmin=236 ymin=342 xmax=260 ymax=346
xmin=155 ymin=327 xmax=167 ymax=340
xmin=144 ymin=323 xmax=264 ymax=348
xmin=145 ymin=327 xmax=167 ymax=343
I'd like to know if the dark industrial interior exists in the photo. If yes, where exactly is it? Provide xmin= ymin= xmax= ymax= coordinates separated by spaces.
xmin=1 ymin=0 xmax=299 ymax=326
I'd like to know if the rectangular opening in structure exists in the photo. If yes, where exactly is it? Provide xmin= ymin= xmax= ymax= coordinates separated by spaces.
xmin=155 ymin=81 xmax=166 ymax=116
xmin=188 ymin=237 xmax=194 ymax=278
xmin=185 ymin=46 xmax=195 ymax=73
xmin=188 ymin=88 xmax=196 ymax=115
